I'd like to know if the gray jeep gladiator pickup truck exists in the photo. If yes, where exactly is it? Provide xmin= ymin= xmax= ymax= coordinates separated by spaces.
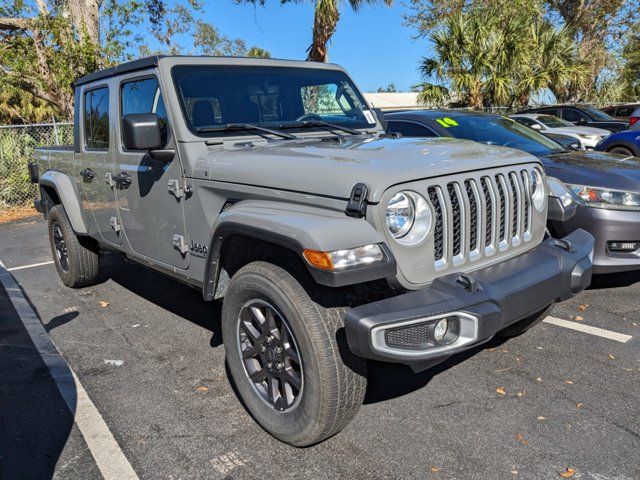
xmin=30 ymin=55 xmax=594 ymax=446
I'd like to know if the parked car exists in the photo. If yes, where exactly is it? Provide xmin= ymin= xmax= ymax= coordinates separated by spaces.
xmin=631 ymin=108 xmax=640 ymax=131
xmin=601 ymin=103 xmax=640 ymax=124
xmin=543 ymin=132 xmax=581 ymax=151
xmin=519 ymin=105 xmax=628 ymax=132
xmin=509 ymin=113 xmax=609 ymax=149
xmin=29 ymin=56 xmax=594 ymax=446
xmin=595 ymin=130 xmax=640 ymax=157
xmin=385 ymin=110 xmax=640 ymax=274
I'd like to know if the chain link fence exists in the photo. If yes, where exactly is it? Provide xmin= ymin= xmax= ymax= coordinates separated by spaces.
xmin=0 ymin=121 xmax=73 ymax=211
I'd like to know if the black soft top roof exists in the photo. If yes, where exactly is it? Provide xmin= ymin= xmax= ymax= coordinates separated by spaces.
xmin=73 ymin=56 xmax=164 ymax=87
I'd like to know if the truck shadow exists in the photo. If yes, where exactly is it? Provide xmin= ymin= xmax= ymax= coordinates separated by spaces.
xmin=588 ymin=270 xmax=640 ymax=289
xmin=0 ymin=281 xmax=78 ymax=479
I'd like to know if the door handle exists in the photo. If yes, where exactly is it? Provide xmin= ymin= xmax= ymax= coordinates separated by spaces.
xmin=113 ymin=172 xmax=132 ymax=189
xmin=79 ymin=168 xmax=95 ymax=181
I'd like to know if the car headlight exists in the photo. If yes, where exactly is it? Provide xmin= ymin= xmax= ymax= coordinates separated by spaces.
xmin=386 ymin=191 xmax=432 ymax=245
xmin=567 ymin=185 xmax=640 ymax=211
xmin=530 ymin=168 xmax=546 ymax=212
xmin=577 ymin=134 xmax=597 ymax=140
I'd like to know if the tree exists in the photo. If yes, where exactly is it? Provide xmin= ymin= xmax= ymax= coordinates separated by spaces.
xmin=620 ymin=25 xmax=640 ymax=99
xmin=415 ymin=8 xmax=587 ymax=109
xmin=238 ymin=0 xmax=393 ymax=62
xmin=377 ymin=83 xmax=397 ymax=92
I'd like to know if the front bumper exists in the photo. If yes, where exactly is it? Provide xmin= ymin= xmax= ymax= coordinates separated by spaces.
xmin=345 ymin=229 xmax=594 ymax=371
xmin=550 ymin=206 xmax=640 ymax=274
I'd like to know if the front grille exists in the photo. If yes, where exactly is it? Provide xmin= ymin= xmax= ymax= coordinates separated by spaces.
xmin=428 ymin=167 xmax=537 ymax=270
xmin=385 ymin=323 xmax=431 ymax=349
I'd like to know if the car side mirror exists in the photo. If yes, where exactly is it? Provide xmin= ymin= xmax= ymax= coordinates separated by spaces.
xmin=122 ymin=113 xmax=163 ymax=151
xmin=530 ymin=124 xmax=543 ymax=131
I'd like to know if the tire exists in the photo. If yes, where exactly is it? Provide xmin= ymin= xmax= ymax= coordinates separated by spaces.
xmin=608 ymin=146 xmax=634 ymax=156
xmin=47 ymin=204 xmax=99 ymax=288
xmin=221 ymin=261 xmax=367 ymax=446
xmin=497 ymin=304 xmax=554 ymax=338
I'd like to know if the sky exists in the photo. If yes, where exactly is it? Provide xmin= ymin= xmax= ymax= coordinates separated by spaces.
xmin=199 ymin=1 xmax=430 ymax=92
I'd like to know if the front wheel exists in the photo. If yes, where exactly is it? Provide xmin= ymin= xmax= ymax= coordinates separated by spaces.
xmin=608 ymin=146 xmax=634 ymax=156
xmin=222 ymin=261 xmax=367 ymax=446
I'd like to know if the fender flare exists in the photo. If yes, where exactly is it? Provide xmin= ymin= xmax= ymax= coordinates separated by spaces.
xmin=202 ymin=200 xmax=396 ymax=300
xmin=39 ymin=170 xmax=88 ymax=234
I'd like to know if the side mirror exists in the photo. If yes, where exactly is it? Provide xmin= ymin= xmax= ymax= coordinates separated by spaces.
xmin=122 ymin=113 xmax=163 ymax=151
xmin=530 ymin=123 xmax=543 ymax=131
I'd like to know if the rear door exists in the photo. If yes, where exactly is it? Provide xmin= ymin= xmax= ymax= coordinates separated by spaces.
xmin=76 ymin=84 xmax=121 ymax=245
xmin=114 ymin=73 xmax=188 ymax=269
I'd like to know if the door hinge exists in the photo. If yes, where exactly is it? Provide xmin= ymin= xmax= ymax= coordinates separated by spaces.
xmin=109 ymin=216 xmax=122 ymax=233
xmin=345 ymin=183 xmax=369 ymax=218
xmin=172 ymin=234 xmax=190 ymax=255
xmin=168 ymin=179 xmax=193 ymax=200
xmin=105 ymin=172 xmax=116 ymax=189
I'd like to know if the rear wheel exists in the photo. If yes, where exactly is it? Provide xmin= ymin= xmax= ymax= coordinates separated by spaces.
xmin=47 ymin=205 xmax=99 ymax=287
xmin=497 ymin=304 xmax=553 ymax=338
xmin=608 ymin=146 xmax=634 ymax=156
xmin=222 ymin=261 xmax=367 ymax=446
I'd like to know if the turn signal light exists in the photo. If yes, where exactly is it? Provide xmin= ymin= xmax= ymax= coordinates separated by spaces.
xmin=303 ymin=244 xmax=385 ymax=271
xmin=303 ymin=250 xmax=333 ymax=270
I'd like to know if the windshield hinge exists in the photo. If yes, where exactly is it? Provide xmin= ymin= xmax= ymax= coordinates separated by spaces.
xmin=345 ymin=183 xmax=369 ymax=219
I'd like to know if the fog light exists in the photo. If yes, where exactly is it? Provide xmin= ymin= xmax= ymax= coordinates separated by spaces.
xmin=434 ymin=318 xmax=448 ymax=342
xmin=608 ymin=241 xmax=640 ymax=253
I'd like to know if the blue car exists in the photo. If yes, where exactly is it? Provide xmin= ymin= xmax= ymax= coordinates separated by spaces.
xmin=595 ymin=130 xmax=640 ymax=157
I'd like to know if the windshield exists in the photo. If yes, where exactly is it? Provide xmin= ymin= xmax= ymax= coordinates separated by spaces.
xmin=537 ymin=115 xmax=573 ymax=128
xmin=172 ymin=65 xmax=377 ymax=135
xmin=582 ymin=106 xmax=614 ymax=121
xmin=439 ymin=114 xmax=565 ymax=157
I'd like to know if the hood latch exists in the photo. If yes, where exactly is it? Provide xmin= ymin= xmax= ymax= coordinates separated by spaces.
xmin=345 ymin=183 xmax=369 ymax=219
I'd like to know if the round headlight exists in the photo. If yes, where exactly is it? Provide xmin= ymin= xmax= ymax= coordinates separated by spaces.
xmin=386 ymin=191 xmax=432 ymax=245
xmin=386 ymin=192 xmax=415 ymax=238
xmin=530 ymin=168 xmax=546 ymax=212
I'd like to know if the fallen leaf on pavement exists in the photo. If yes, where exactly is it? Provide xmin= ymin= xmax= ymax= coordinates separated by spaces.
xmin=576 ymin=403 xmax=584 ymax=408
xmin=536 ymin=377 xmax=542 ymax=382
xmin=496 ymin=387 xmax=506 ymax=395
xmin=565 ymin=380 xmax=573 ymax=385
xmin=430 ymin=467 xmax=440 ymax=473
xmin=196 ymin=386 xmax=209 ymax=392
xmin=537 ymin=416 xmax=546 ymax=420
xmin=517 ymin=391 xmax=524 ymax=397
xmin=510 ymin=470 xmax=518 ymax=475
xmin=578 ymin=304 xmax=588 ymax=311
xmin=573 ymin=316 xmax=583 ymax=321
xmin=99 ymin=301 xmax=109 ymax=307
xmin=516 ymin=433 xmax=528 ymax=445
xmin=608 ymin=354 xmax=615 ymax=360
xmin=560 ymin=467 xmax=575 ymax=477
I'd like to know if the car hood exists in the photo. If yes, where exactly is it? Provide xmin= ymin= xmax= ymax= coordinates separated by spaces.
xmin=541 ymin=150 xmax=640 ymax=191
xmin=554 ymin=126 xmax=610 ymax=136
xmin=202 ymin=135 xmax=540 ymax=202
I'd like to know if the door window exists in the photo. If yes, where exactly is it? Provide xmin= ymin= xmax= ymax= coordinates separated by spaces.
xmin=386 ymin=120 xmax=437 ymax=137
xmin=562 ymin=108 xmax=587 ymax=123
xmin=121 ymin=77 xmax=168 ymax=146
xmin=84 ymin=87 xmax=110 ymax=150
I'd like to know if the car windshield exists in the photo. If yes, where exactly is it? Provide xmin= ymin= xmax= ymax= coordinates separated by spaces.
xmin=437 ymin=114 xmax=565 ymax=157
xmin=582 ymin=106 xmax=614 ymax=121
xmin=172 ymin=65 xmax=377 ymax=135
xmin=537 ymin=115 xmax=573 ymax=128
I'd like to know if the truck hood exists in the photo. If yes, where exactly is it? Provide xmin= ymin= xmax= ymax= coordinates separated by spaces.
xmin=541 ymin=150 xmax=640 ymax=192
xmin=201 ymin=135 xmax=539 ymax=202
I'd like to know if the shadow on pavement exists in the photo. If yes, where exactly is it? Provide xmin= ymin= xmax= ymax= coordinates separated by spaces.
xmin=589 ymin=270 xmax=640 ymax=290
xmin=0 ymin=282 xmax=77 ymax=479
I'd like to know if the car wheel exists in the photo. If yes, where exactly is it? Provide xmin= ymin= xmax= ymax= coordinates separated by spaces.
xmin=47 ymin=204 xmax=99 ymax=287
xmin=497 ymin=304 xmax=554 ymax=338
xmin=222 ymin=261 xmax=367 ymax=446
xmin=608 ymin=146 xmax=634 ymax=156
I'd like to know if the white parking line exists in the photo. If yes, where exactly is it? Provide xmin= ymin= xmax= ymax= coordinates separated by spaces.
xmin=7 ymin=260 xmax=54 ymax=271
xmin=0 ymin=260 xmax=139 ymax=480
xmin=543 ymin=316 xmax=633 ymax=343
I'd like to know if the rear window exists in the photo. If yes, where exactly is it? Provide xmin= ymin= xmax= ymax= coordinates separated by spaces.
xmin=83 ymin=87 xmax=109 ymax=150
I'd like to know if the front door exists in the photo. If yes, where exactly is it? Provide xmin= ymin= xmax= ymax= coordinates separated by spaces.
xmin=114 ymin=73 xmax=188 ymax=269
xmin=76 ymin=84 xmax=121 ymax=245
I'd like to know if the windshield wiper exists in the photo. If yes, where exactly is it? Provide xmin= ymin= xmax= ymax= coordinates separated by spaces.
xmin=195 ymin=123 xmax=297 ymax=140
xmin=279 ymin=120 xmax=361 ymax=135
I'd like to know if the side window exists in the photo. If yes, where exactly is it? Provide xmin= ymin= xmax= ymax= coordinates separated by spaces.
xmin=515 ymin=117 xmax=535 ymax=127
xmin=563 ymin=108 xmax=585 ymax=122
xmin=84 ymin=87 xmax=110 ymax=150
xmin=617 ymin=106 xmax=633 ymax=117
xmin=386 ymin=120 xmax=437 ymax=138
xmin=121 ymin=77 xmax=168 ymax=146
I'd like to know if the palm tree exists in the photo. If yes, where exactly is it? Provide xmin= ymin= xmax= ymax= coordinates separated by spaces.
xmin=306 ymin=0 xmax=393 ymax=62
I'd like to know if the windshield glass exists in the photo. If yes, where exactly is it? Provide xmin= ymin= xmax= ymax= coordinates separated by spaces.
xmin=582 ymin=106 xmax=614 ymax=121
xmin=439 ymin=114 xmax=564 ymax=157
xmin=537 ymin=115 xmax=573 ymax=128
xmin=172 ymin=65 xmax=377 ymax=135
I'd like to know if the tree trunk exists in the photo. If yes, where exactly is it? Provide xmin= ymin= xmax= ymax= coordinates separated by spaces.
xmin=306 ymin=1 xmax=339 ymax=63
xmin=65 ymin=0 xmax=100 ymax=43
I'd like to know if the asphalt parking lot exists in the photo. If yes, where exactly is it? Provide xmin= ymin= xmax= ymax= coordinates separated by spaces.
xmin=1 ymin=217 xmax=639 ymax=480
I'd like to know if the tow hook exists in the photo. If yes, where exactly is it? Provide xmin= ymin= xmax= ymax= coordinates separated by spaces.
xmin=456 ymin=274 xmax=481 ymax=294
xmin=554 ymin=239 xmax=574 ymax=253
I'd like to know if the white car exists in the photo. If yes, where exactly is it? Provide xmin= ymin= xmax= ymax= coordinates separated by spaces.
xmin=510 ymin=113 xmax=610 ymax=149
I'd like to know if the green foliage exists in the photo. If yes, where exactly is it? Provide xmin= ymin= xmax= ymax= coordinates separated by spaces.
xmin=0 ymin=129 xmax=36 ymax=207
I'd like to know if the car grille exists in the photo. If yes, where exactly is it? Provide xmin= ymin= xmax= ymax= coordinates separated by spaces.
xmin=427 ymin=168 xmax=536 ymax=272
